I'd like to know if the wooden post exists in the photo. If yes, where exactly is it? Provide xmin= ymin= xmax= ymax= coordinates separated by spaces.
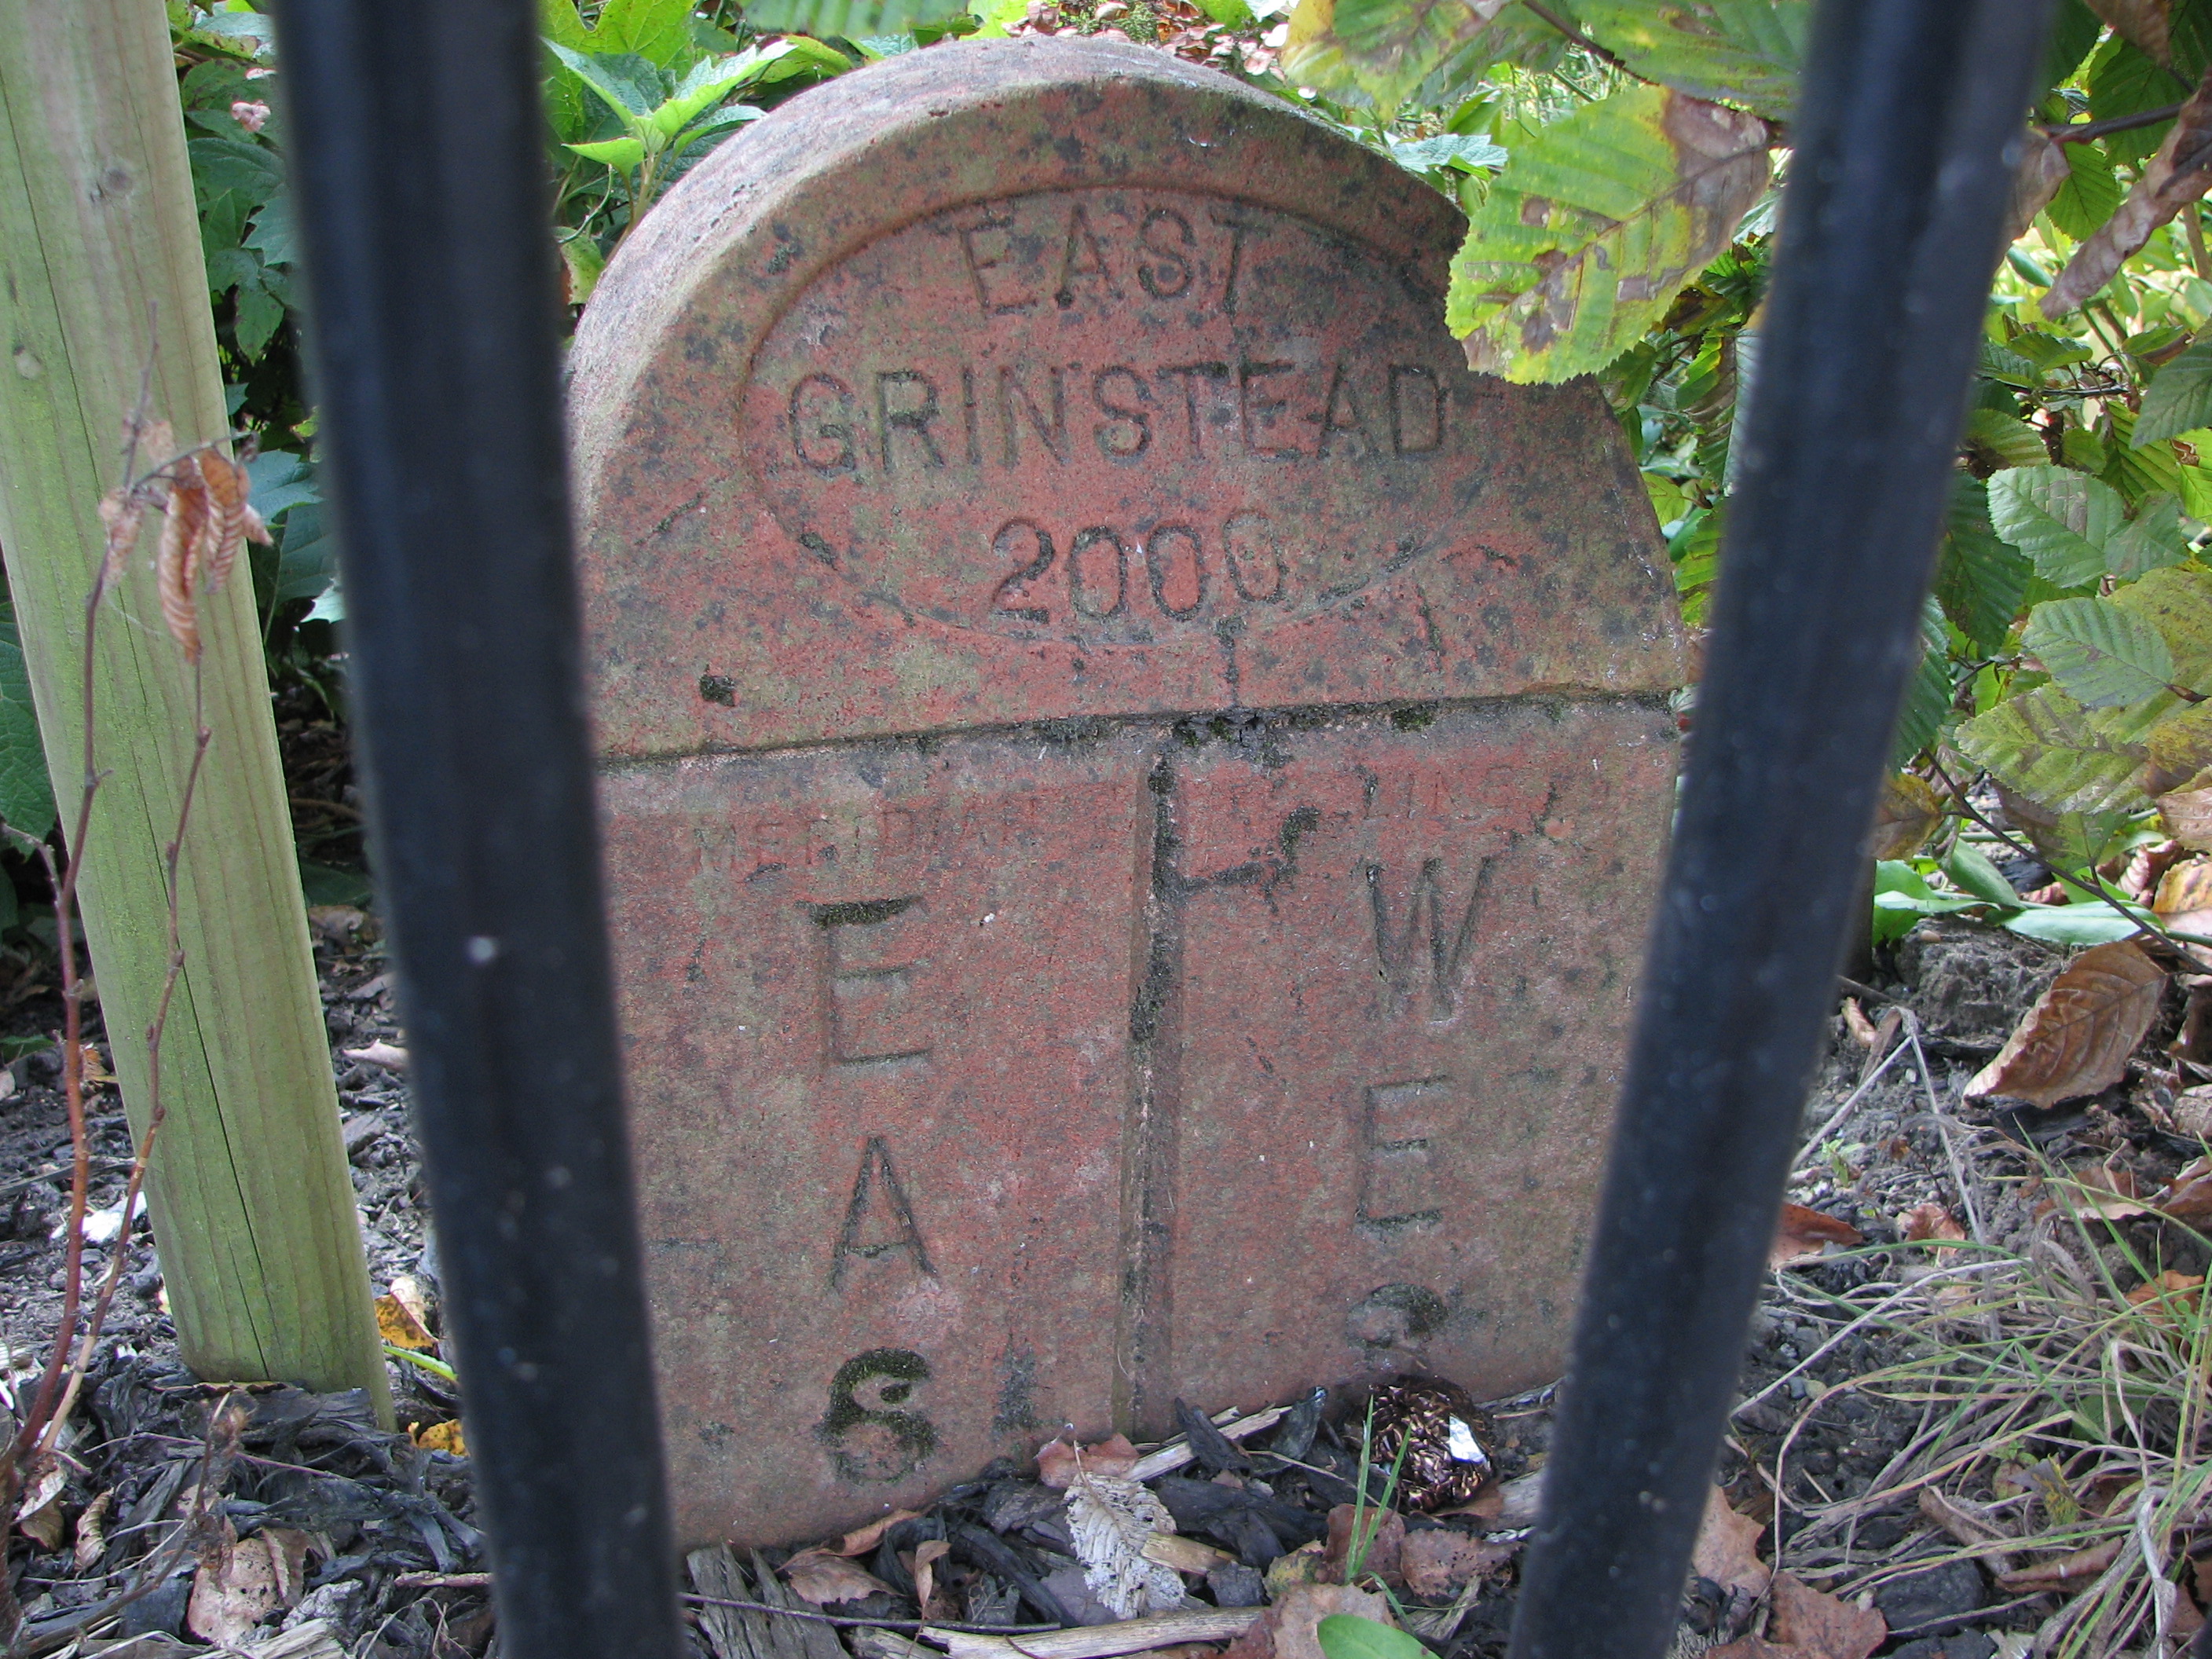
xmin=0 ymin=0 xmax=390 ymax=1411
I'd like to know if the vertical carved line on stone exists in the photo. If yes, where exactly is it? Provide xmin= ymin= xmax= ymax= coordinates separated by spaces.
xmin=1114 ymin=748 xmax=1183 ymax=1432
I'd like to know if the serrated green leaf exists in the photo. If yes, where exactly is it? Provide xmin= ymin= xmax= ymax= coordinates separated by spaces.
xmin=2111 ymin=563 xmax=2212 ymax=685
xmin=1943 ymin=841 xmax=2020 ymax=907
xmin=1282 ymin=0 xmax=1567 ymax=114
xmin=244 ymin=450 xmax=317 ymax=522
xmin=1956 ymin=682 xmax=2151 ymax=815
xmin=1575 ymin=2 xmax=1808 ymax=122
xmin=1987 ymin=464 xmax=2126 ymax=587
xmin=0 ymin=638 xmax=53 ymax=840
xmin=1964 ymin=408 xmax=2049 ymax=471
xmin=186 ymin=136 xmax=284 ymax=205
xmin=1893 ymin=599 xmax=1952 ymax=766
xmin=1936 ymin=476 xmax=2032 ymax=654
xmin=2047 ymin=138 xmax=2122 ymax=240
xmin=648 ymin=55 xmax=753 ymax=140
xmin=2041 ymin=0 xmax=2105 ymax=97
xmin=1390 ymin=134 xmax=1509 ymax=174
xmin=2138 ymin=337 xmax=2212 ymax=445
xmin=546 ymin=42 xmax=664 ymax=121
xmin=1448 ymin=86 xmax=1772 ymax=383
xmin=743 ymin=0 xmax=967 ymax=41
xmin=2107 ymin=492 xmax=2191 ymax=579
xmin=1317 ymin=1617 xmax=1430 ymax=1659
xmin=590 ymin=0 xmax=698 ymax=66
xmin=1979 ymin=337 xmax=2040 ymax=387
xmin=1192 ymin=0 xmax=1255 ymax=22
xmin=2088 ymin=35 xmax=2190 ymax=165
xmin=2023 ymin=596 xmax=2177 ymax=708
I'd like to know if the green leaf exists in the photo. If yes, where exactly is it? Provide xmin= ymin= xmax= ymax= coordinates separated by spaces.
xmin=1390 ymin=134 xmax=1509 ymax=175
xmin=546 ymin=42 xmax=664 ymax=122
xmin=233 ymin=275 xmax=284 ymax=358
xmin=569 ymin=136 xmax=647 ymax=169
xmin=2111 ymin=563 xmax=2212 ymax=686
xmin=1943 ymin=842 xmax=2020 ymax=908
xmin=1190 ymin=0 xmax=1255 ymax=22
xmin=244 ymin=450 xmax=317 ymax=522
xmin=1574 ymin=2 xmax=1809 ymax=122
xmin=0 ymin=638 xmax=53 ymax=840
xmin=1979 ymin=337 xmax=2040 ymax=388
xmin=1893 ymin=599 xmax=1951 ymax=766
xmin=2040 ymin=0 xmax=2105 ymax=98
xmin=274 ymin=504 xmax=336 ymax=604
xmin=1283 ymin=0 xmax=1567 ymax=114
xmin=2023 ymin=596 xmax=2178 ymax=708
xmin=2088 ymin=36 xmax=2189 ymax=165
xmin=1872 ymin=860 xmax=1980 ymax=947
xmin=648 ymin=55 xmax=753 ymax=141
xmin=1316 ymin=1617 xmax=1430 ymax=1659
xmin=2138 ymin=337 xmax=2212 ymax=445
xmin=2003 ymin=900 xmax=2152 ymax=945
xmin=1963 ymin=408 xmax=2049 ymax=471
xmin=544 ymin=0 xmax=698 ymax=66
xmin=2106 ymin=492 xmax=2191 ymax=580
xmin=1935 ymin=476 xmax=2031 ymax=654
xmin=298 ymin=860 xmax=373 ymax=906
xmin=743 ymin=0 xmax=968 ymax=41
xmin=2046 ymin=138 xmax=2122 ymax=240
xmin=1987 ymin=464 xmax=2126 ymax=587
xmin=186 ymin=136 xmax=284 ymax=205
xmin=1956 ymin=682 xmax=2151 ymax=815
xmin=243 ymin=190 xmax=295 ymax=268
xmin=1448 ymin=86 xmax=1772 ymax=383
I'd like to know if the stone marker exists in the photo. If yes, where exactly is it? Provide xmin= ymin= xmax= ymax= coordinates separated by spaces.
xmin=568 ymin=38 xmax=1686 ymax=1546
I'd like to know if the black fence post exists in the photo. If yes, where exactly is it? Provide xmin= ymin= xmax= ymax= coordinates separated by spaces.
xmin=1507 ymin=5 xmax=2053 ymax=1658
xmin=272 ymin=4 xmax=683 ymax=1657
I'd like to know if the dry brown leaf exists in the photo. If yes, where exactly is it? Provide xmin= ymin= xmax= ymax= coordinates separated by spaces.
xmin=2163 ymin=1156 xmax=2212 ymax=1222
xmin=1870 ymin=775 xmax=1943 ymax=862
xmin=830 ymin=1509 xmax=921 ymax=1556
xmin=1397 ymin=1529 xmax=1511 ymax=1600
xmin=2159 ymin=858 xmax=2212 ymax=921
xmin=1068 ymin=1471 xmax=1184 ymax=1619
xmin=2161 ymin=778 xmax=2212 ymax=853
xmin=97 ymin=491 xmax=145 ymax=591
xmin=1771 ymin=1203 xmax=1864 ymax=1269
xmin=156 ymin=466 xmax=209 ymax=664
xmin=1842 ymin=998 xmax=1880 ymax=1048
xmin=1220 ymin=1584 xmax=1394 ymax=1659
xmin=2049 ymin=62 xmax=2212 ymax=313
xmin=1692 ymin=1486 xmax=1769 ymax=1599
xmin=2126 ymin=1270 xmax=2205 ymax=1328
xmin=1996 ymin=1536 xmax=2124 ymax=1594
xmin=1038 ymin=1432 xmax=1141 ymax=1489
xmin=2175 ymin=988 xmax=2212 ymax=1068
xmin=1705 ymin=1639 xmax=1794 ymax=1659
xmin=1899 ymin=1202 xmax=1966 ymax=1247
xmin=2008 ymin=128 xmax=2073 ymax=243
xmin=72 ymin=1488 xmax=112 ymax=1573
xmin=187 ymin=1521 xmax=309 ymax=1646
xmin=2087 ymin=0 xmax=2174 ymax=65
xmin=914 ymin=1536 xmax=952 ymax=1618
xmin=196 ymin=450 xmax=251 ymax=593
xmin=2177 ymin=1086 xmax=2212 ymax=1137
xmin=1321 ymin=1503 xmax=1404 ymax=1586
xmin=1765 ymin=1572 xmax=1885 ymax=1659
xmin=1965 ymin=941 xmax=2166 ymax=1108
xmin=782 ymin=1546 xmax=894 ymax=1606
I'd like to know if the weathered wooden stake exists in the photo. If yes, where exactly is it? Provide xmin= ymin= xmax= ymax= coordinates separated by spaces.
xmin=0 ymin=0 xmax=389 ymax=1410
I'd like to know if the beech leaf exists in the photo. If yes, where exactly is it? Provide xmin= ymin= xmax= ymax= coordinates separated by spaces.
xmin=1065 ymin=1471 xmax=1185 ymax=1620
xmin=1765 ymin=1571 xmax=1888 ymax=1659
xmin=2048 ymin=60 xmax=2212 ymax=314
xmin=1965 ymin=940 xmax=2166 ymax=1108
xmin=781 ymin=1547 xmax=894 ymax=1606
xmin=1771 ymin=1203 xmax=1863 ymax=1268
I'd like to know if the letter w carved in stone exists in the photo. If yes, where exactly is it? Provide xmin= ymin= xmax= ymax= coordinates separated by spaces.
xmin=1364 ymin=858 xmax=1489 ymax=1019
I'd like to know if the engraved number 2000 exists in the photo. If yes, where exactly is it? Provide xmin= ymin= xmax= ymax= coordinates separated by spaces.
xmin=989 ymin=511 xmax=1283 ymax=628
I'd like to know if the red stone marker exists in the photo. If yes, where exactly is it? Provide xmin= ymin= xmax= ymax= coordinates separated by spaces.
xmin=569 ymin=38 xmax=1685 ymax=1546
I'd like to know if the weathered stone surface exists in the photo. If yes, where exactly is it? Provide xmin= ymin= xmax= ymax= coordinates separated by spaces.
xmin=569 ymin=38 xmax=1685 ymax=1545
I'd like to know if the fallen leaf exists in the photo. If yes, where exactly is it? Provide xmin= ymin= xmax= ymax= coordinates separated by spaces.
xmin=2063 ymin=1158 xmax=2153 ymax=1220
xmin=188 ymin=1520 xmax=309 ymax=1646
xmin=1705 ymin=1639 xmax=1795 ymax=1659
xmin=13 ymin=1457 xmax=62 ymax=1549
xmin=2175 ymin=1086 xmax=2212 ymax=1137
xmin=914 ymin=1536 xmax=952 ymax=1618
xmin=1771 ymin=1203 xmax=1864 ymax=1269
xmin=2126 ymin=1269 xmax=2203 ymax=1324
xmin=1996 ymin=1535 xmax=2124 ymax=1593
xmin=1870 ymin=775 xmax=1943 ymax=862
xmin=829 ymin=1509 xmax=921 ymax=1556
xmin=375 ymin=1293 xmax=434 ymax=1353
xmin=1067 ymin=1470 xmax=1185 ymax=1619
xmin=1842 ymin=998 xmax=1881 ymax=1048
xmin=72 ymin=1489 xmax=112 ymax=1572
xmin=2049 ymin=62 xmax=2212 ymax=313
xmin=1965 ymin=941 xmax=2166 ymax=1108
xmin=782 ymin=1546 xmax=894 ymax=1606
xmin=2161 ymin=1155 xmax=2212 ymax=1221
xmin=342 ymin=1040 xmax=408 ymax=1071
xmin=1692 ymin=1486 xmax=1770 ymax=1599
xmin=413 ymin=1419 xmax=467 ymax=1456
xmin=1397 ymin=1529 xmax=1511 ymax=1599
xmin=2162 ymin=778 xmax=2212 ymax=853
xmin=1221 ymin=1583 xmax=1395 ymax=1659
xmin=1766 ymin=1571 xmax=1886 ymax=1659
xmin=1265 ymin=1541 xmax=1328 ymax=1599
xmin=1321 ymin=1503 xmax=1404 ymax=1586
xmin=1039 ymin=1432 xmax=1141 ymax=1489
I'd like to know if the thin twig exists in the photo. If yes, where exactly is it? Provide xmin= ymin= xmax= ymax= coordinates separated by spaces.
xmin=2042 ymin=102 xmax=2186 ymax=145
xmin=681 ymin=1596 xmax=1060 ymax=1635
xmin=1908 ymin=1020 xmax=1984 ymax=1245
